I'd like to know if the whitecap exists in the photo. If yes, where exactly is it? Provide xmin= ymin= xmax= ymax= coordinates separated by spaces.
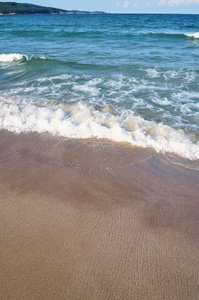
xmin=0 ymin=53 xmax=28 ymax=62
xmin=0 ymin=53 xmax=48 ymax=63
xmin=186 ymin=32 xmax=199 ymax=39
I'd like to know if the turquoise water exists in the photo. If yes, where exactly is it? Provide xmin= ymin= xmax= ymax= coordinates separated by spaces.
xmin=0 ymin=14 xmax=199 ymax=159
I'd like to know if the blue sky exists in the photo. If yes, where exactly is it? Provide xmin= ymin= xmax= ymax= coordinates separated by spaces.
xmin=2 ymin=0 xmax=199 ymax=13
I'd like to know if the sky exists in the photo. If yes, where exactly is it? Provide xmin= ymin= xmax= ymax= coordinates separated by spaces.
xmin=2 ymin=0 xmax=199 ymax=14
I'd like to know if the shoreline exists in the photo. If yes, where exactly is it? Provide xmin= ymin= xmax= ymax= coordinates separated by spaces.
xmin=0 ymin=130 xmax=199 ymax=299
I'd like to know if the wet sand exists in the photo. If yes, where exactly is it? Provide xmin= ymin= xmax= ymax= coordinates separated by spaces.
xmin=0 ymin=130 xmax=199 ymax=300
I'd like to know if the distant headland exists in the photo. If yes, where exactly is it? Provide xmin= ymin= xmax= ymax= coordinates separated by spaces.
xmin=0 ymin=2 xmax=107 ymax=15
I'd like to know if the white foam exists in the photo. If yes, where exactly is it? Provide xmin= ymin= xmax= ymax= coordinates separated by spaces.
xmin=186 ymin=32 xmax=199 ymax=39
xmin=37 ymin=74 xmax=74 ymax=83
xmin=0 ymin=100 xmax=198 ymax=160
xmin=0 ymin=53 xmax=47 ymax=63
xmin=73 ymin=84 xmax=100 ymax=96
xmin=0 ymin=53 xmax=28 ymax=63
xmin=146 ymin=69 xmax=160 ymax=78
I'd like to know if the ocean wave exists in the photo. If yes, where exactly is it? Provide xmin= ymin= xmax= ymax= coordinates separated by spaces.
xmin=0 ymin=53 xmax=47 ymax=63
xmin=2 ymin=69 xmax=198 ymax=137
xmin=0 ymin=53 xmax=28 ymax=62
xmin=185 ymin=32 xmax=199 ymax=39
xmin=0 ymin=100 xmax=198 ymax=160
xmin=143 ymin=32 xmax=199 ymax=40
xmin=0 ymin=54 xmax=115 ymax=70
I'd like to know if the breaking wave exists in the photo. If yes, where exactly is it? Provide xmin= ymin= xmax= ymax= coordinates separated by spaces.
xmin=185 ymin=32 xmax=199 ymax=39
xmin=0 ymin=100 xmax=198 ymax=160
xmin=0 ymin=53 xmax=47 ymax=63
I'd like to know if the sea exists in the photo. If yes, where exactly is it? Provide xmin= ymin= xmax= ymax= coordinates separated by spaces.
xmin=0 ymin=13 xmax=199 ymax=160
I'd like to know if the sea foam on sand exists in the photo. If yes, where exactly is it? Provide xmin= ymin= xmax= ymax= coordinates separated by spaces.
xmin=0 ymin=100 xmax=198 ymax=160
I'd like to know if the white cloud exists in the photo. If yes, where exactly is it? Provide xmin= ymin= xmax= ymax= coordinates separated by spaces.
xmin=168 ymin=0 xmax=184 ymax=6
xmin=133 ymin=2 xmax=138 ymax=7
xmin=158 ymin=0 xmax=167 ymax=6
xmin=146 ymin=2 xmax=151 ymax=6
xmin=158 ymin=0 xmax=199 ymax=5
xmin=116 ymin=2 xmax=120 ymax=8
xmin=124 ymin=1 xmax=130 ymax=8
xmin=186 ymin=0 xmax=199 ymax=3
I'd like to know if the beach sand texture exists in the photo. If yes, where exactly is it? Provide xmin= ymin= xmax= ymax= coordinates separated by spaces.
xmin=0 ymin=131 xmax=199 ymax=300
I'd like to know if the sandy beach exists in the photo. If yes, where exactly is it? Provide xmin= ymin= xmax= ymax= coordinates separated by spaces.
xmin=0 ymin=130 xmax=199 ymax=300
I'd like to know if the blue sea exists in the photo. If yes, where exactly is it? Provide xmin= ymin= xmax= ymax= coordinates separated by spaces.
xmin=0 ymin=13 xmax=199 ymax=160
